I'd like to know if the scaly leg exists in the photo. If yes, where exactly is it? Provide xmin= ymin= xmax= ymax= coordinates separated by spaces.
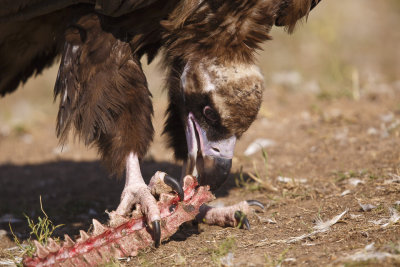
xmin=116 ymin=153 xmax=160 ymax=219
xmin=114 ymin=153 xmax=183 ymax=247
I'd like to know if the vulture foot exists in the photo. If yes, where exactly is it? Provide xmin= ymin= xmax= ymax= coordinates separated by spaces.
xmin=196 ymin=200 xmax=264 ymax=229
xmin=116 ymin=171 xmax=184 ymax=247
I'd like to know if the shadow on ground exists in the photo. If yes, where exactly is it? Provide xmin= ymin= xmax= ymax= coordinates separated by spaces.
xmin=0 ymin=159 xmax=238 ymax=240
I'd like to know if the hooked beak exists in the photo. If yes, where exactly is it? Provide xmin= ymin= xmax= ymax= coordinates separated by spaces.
xmin=183 ymin=113 xmax=236 ymax=191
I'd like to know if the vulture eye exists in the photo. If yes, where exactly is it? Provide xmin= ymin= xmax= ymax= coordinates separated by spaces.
xmin=203 ymin=106 xmax=218 ymax=122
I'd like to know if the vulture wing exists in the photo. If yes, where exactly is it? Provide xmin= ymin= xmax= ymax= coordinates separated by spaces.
xmin=0 ymin=0 xmax=86 ymax=22
xmin=54 ymin=13 xmax=154 ymax=175
xmin=0 ymin=9 xmax=71 ymax=96
xmin=0 ymin=0 xmax=159 ymax=22
xmin=0 ymin=0 xmax=173 ymax=175
xmin=0 ymin=0 xmax=161 ymax=96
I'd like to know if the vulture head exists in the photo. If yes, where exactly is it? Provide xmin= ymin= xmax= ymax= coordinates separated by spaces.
xmin=165 ymin=58 xmax=264 ymax=190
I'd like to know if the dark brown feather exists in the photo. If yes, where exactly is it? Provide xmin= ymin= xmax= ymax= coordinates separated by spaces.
xmin=161 ymin=0 xmax=276 ymax=64
xmin=163 ymin=59 xmax=188 ymax=160
xmin=0 ymin=0 xmax=164 ymax=22
xmin=55 ymin=13 xmax=153 ymax=176
xmin=0 ymin=10 xmax=66 ymax=96
xmin=275 ymin=0 xmax=322 ymax=33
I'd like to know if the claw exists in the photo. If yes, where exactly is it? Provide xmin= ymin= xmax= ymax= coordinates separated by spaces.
xmin=164 ymin=174 xmax=184 ymax=201
xmin=243 ymin=216 xmax=250 ymax=230
xmin=152 ymin=220 xmax=161 ymax=248
xmin=234 ymin=210 xmax=250 ymax=230
xmin=246 ymin=200 xmax=265 ymax=210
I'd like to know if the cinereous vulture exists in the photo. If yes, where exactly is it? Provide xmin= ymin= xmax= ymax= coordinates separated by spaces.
xmin=0 ymin=0 xmax=321 ymax=246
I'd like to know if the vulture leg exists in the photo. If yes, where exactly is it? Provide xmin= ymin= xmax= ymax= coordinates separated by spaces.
xmin=116 ymin=153 xmax=160 ymax=219
xmin=117 ymin=166 xmax=184 ymax=247
xmin=116 ymin=153 xmax=162 ymax=246
xmin=54 ymin=13 xmax=182 ymax=245
xmin=196 ymin=200 xmax=264 ymax=230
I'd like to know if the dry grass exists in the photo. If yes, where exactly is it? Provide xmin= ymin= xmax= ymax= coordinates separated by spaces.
xmin=6 ymin=197 xmax=63 ymax=265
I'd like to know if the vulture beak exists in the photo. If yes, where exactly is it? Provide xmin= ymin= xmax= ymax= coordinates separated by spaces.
xmin=184 ymin=113 xmax=236 ymax=191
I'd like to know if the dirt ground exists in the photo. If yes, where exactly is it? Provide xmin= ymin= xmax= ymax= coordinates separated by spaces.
xmin=1 ymin=1 xmax=400 ymax=266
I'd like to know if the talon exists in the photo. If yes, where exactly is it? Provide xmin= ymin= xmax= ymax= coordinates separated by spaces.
xmin=164 ymin=174 xmax=184 ymax=201
xmin=152 ymin=220 xmax=161 ymax=248
xmin=246 ymin=200 xmax=265 ymax=210
xmin=243 ymin=216 xmax=250 ymax=230
xmin=234 ymin=210 xmax=250 ymax=230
